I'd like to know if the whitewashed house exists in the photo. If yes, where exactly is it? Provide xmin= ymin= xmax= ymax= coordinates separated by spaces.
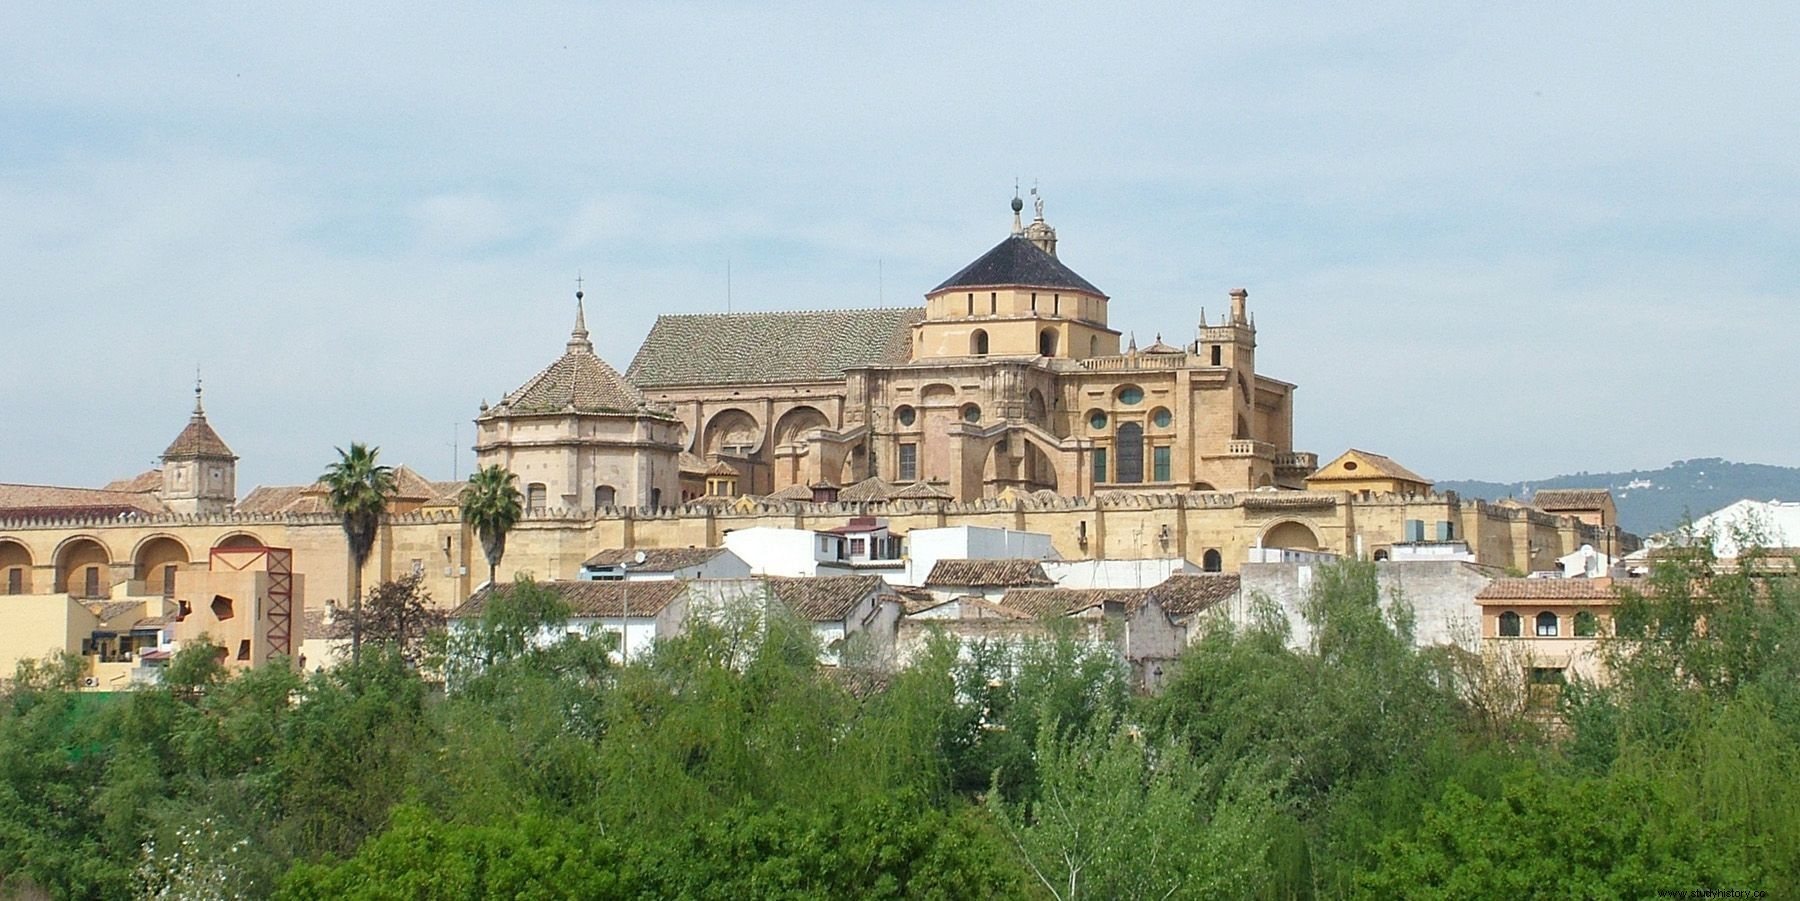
xmin=579 ymin=547 xmax=752 ymax=582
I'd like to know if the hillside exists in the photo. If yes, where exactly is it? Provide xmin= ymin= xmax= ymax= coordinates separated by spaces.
xmin=1438 ymin=458 xmax=1800 ymax=537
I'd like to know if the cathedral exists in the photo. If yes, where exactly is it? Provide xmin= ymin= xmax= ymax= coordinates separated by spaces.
xmin=475 ymin=194 xmax=1317 ymax=510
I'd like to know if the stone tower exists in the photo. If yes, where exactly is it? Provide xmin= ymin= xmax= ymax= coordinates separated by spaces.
xmin=160 ymin=380 xmax=238 ymax=515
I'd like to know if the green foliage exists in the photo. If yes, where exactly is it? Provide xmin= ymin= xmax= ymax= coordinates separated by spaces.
xmin=343 ymin=572 xmax=446 ymax=667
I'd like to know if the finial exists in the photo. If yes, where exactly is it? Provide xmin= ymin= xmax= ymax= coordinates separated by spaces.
xmin=1199 ymin=306 xmax=1207 ymax=328
xmin=568 ymin=280 xmax=594 ymax=354
xmin=1127 ymin=332 xmax=1138 ymax=354
xmin=193 ymin=366 xmax=205 ymax=416
xmin=1011 ymin=181 xmax=1025 ymax=236
xmin=1031 ymin=181 xmax=1045 ymax=221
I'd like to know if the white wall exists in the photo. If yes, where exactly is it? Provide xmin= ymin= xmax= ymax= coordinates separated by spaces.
xmin=724 ymin=528 xmax=831 ymax=576
xmin=1042 ymin=558 xmax=1196 ymax=590
xmin=900 ymin=526 xmax=1058 ymax=586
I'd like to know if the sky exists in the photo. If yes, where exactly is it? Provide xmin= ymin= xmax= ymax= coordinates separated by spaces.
xmin=2 ymin=3 xmax=1797 ymax=492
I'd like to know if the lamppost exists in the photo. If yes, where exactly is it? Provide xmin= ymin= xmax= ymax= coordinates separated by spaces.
xmin=619 ymin=549 xmax=647 ymax=663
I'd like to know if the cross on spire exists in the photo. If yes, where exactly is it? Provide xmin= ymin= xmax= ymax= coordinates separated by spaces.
xmin=193 ymin=365 xmax=205 ymax=416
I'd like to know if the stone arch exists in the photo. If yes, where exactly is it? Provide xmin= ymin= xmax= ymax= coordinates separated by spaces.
xmin=919 ymin=383 xmax=956 ymax=406
xmin=1038 ymin=329 xmax=1058 ymax=357
xmin=1192 ymin=481 xmax=1218 ymax=492
xmin=1256 ymin=474 xmax=1274 ymax=488
xmin=0 ymin=539 xmax=32 ymax=594
xmin=1260 ymin=520 xmax=1321 ymax=551
xmin=703 ymin=408 xmax=762 ymax=457
xmin=1202 ymin=549 xmax=1223 ymax=572
xmin=1026 ymin=389 xmax=1048 ymax=426
xmin=970 ymin=329 xmax=989 ymax=356
xmin=981 ymin=434 xmax=1059 ymax=496
xmin=773 ymin=405 xmax=830 ymax=448
xmin=214 ymin=532 xmax=265 ymax=550
xmin=133 ymin=535 xmax=191 ymax=598
xmin=54 ymin=535 xmax=111 ymax=597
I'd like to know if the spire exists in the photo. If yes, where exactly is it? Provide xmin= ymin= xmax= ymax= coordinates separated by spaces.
xmin=568 ymin=278 xmax=594 ymax=354
xmin=1127 ymin=332 xmax=1138 ymax=354
xmin=1010 ymin=183 xmax=1025 ymax=236
xmin=192 ymin=366 xmax=205 ymax=416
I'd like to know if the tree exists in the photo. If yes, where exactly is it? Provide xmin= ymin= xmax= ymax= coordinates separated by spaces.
xmin=340 ymin=573 xmax=446 ymax=669
xmin=320 ymin=443 xmax=397 ymax=665
xmin=459 ymin=464 xmax=522 ymax=588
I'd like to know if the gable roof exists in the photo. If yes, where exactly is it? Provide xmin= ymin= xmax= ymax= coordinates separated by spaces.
xmin=104 ymin=470 xmax=164 ymax=493
xmin=1531 ymin=489 xmax=1615 ymax=511
xmin=930 ymin=235 xmax=1105 ymax=296
xmin=763 ymin=484 xmax=817 ymax=502
xmin=838 ymin=477 xmax=897 ymax=503
xmin=890 ymin=480 xmax=954 ymax=501
xmin=0 ymin=483 xmax=168 ymax=519
xmin=767 ymin=575 xmax=891 ymax=621
xmin=628 ymin=308 xmax=925 ymax=388
xmin=1307 ymin=449 xmax=1431 ymax=486
xmin=926 ymin=558 xmax=1055 ymax=588
xmin=581 ymin=547 xmax=729 ymax=571
xmin=454 ymin=580 xmax=688 ymax=619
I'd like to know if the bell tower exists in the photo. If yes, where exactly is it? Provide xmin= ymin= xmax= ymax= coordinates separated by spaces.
xmin=160 ymin=376 xmax=239 ymax=516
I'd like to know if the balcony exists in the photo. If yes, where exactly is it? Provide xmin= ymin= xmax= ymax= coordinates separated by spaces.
xmin=1076 ymin=354 xmax=1191 ymax=372
xmin=1224 ymin=439 xmax=1275 ymax=458
xmin=1275 ymin=452 xmax=1318 ymax=472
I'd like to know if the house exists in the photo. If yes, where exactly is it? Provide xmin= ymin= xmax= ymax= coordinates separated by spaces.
xmin=1530 ymin=489 xmax=1619 ymax=533
xmin=762 ymin=575 xmax=903 ymax=666
xmin=901 ymin=525 xmax=1057 ymax=586
xmin=922 ymin=558 xmax=1055 ymax=601
xmin=579 ymin=547 xmax=752 ymax=581
xmin=1475 ymin=577 xmax=1619 ymax=686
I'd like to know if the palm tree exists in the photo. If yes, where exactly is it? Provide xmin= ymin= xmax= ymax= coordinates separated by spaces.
xmin=320 ymin=443 xmax=397 ymax=665
xmin=460 ymin=464 xmax=522 ymax=588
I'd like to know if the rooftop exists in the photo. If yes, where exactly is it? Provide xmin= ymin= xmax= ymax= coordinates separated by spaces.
xmin=930 ymin=235 xmax=1104 ymax=296
xmin=629 ymin=308 xmax=924 ymax=388
xmin=925 ymin=558 xmax=1055 ymax=588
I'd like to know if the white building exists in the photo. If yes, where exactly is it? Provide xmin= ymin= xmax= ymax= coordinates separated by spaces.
xmin=579 ymin=547 xmax=753 ymax=581
xmin=901 ymin=525 xmax=1057 ymax=586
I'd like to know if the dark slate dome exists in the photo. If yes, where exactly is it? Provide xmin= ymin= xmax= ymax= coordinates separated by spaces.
xmin=930 ymin=235 xmax=1104 ymax=296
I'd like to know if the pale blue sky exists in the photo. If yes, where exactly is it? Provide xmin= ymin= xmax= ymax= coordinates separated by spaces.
xmin=3 ymin=3 xmax=1796 ymax=492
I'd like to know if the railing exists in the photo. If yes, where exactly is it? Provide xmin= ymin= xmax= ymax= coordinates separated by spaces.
xmin=1275 ymin=452 xmax=1318 ymax=471
xmin=1224 ymin=440 xmax=1275 ymax=458
xmin=1076 ymin=354 xmax=1191 ymax=372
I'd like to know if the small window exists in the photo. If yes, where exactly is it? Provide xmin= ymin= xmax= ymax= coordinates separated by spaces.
xmin=971 ymin=329 xmax=989 ymax=356
xmin=1093 ymin=448 xmax=1108 ymax=483
xmin=1153 ymin=446 xmax=1171 ymax=482
xmin=1118 ymin=386 xmax=1144 ymax=406
xmin=161 ymin=565 xmax=177 ymax=598
xmin=1202 ymin=549 xmax=1222 ymax=572
xmin=850 ymin=538 xmax=866 ymax=556
xmin=1436 ymin=521 xmax=1455 ymax=541
xmin=1152 ymin=408 xmax=1172 ymax=429
xmin=1088 ymin=410 xmax=1108 ymax=430
xmin=595 ymin=486 xmax=616 ymax=507
xmin=898 ymin=443 xmax=918 ymax=482
xmin=1039 ymin=329 xmax=1057 ymax=357
xmin=526 ymin=483 xmax=548 ymax=513
xmin=1373 ymin=549 xmax=1390 ymax=562
xmin=966 ymin=293 xmax=973 ymax=315
xmin=1210 ymin=345 xmax=1222 ymax=366
xmin=896 ymin=405 xmax=916 ymax=427
xmin=1535 ymin=611 xmax=1559 ymax=637
xmin=650 ymin=488 xmax=662 ymax=507
xmin=1404 ymin=519 xmax=1425 ymax=542
xmin=989 ymin=292 xmax=996 ymax=314
xmin=961 ymin=404 xmax=981 ymax=423
xmin=84 ymin=566 xmax=100 ymax=598
xmin=1499 ymin=611 xmax=1521 ymax=637
xmin=236 ymin=640 xmax=251 ymax=661
xmin=1574 ymin=610 xmax=1599 ymax=638
xmin=1090 ymin=336 xmax=1098 ymax=356
xmin=211 ymin=595 xmax=235 ymax=620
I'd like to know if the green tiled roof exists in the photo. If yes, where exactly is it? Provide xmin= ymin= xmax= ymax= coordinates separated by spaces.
xmin=628 ymin=308 xmax=924 ymax=387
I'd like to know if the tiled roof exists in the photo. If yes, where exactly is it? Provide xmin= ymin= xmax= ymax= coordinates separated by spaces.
xmin=581 ymin=547 xmax=728 ymax=571
xmin=85 ymin=601 xmax=144 ymax=627
xmin=1477 ymin=578 xmax=1619 ymax=602
xmin=890 ymin=480 xmax=954 ymax=501
xmin=300 ymin=608 xmax=352 ymax=641
xmin=491 ymin=347 xmax=657 ymax=416
xmin=838 ymin=477 xmax=897 ymax=503
xmin=704 ymin=460 xmax=741 ymax=477
xmin=162 ymin=412 xmax=236 ymax=459
xmin=930 ymin=236 xmax=1105 ymax=296
xmin=925 ymin=558 xmax=1054 ymax=588
xmin=1140 ymin=335 xmax=1184 ymax=355
xmin=679 ymin=452 xmax=710 ymax=474
xmin=104 ymin=470 xmax=164 ymax=493
xmin=1001 ymin=587 xmax=1141 ymax=618
xmin=764 ymin=484 xmax=817 ymax=501
xmin=1146 ymin=573 xmax=1241 ymax=616
xmin=1310 ymin=449 xmax=1430 ymax=485
xmin=1531 ymin=489 xmax=1614 ymax=511
xmin=627 ymin=308 xmax=925 ymax=387
xmin=0 ymin=483 xmax=167 ymax=518
xmin=454 ymin=580 xmax=687 ymax=619
xmin=768 ymin=575 xmax=889 ymax=621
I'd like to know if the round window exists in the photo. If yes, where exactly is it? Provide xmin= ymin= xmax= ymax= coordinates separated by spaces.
xmin=1089 ymin=411 xmax=1108 ymax=430
xmin=962 ymin=404 xmax=981 ymax=423
xmin=1152 ymin=408 xmax=1172 ymax=428
xmin=896 ymin=405 xmax=916 ymax=427
xmin=1118 ymin=386 xmax=1144 ymax=405
xmin=1343 ymin=461 xmax=1359 ymax=471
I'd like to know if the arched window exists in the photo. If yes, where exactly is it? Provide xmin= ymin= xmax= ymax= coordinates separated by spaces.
xmin=1535 ymin=611 xmax=1559 ymax=637
xmin=1574 ymin=610 xmax=1599 ymax=637
xmin=1202 ymin=549 xmax=1222 ymax=572
xmin=1373 ymin=549 xmax=1390 ymax=562
xmin=594 ymin=486 xmax=616 ymax=508
xmin=1039 ymin=329 xmax=1057 ymax=357
xmin=1115 ymin=422 xmax=1145 ymax=483
xmin=1089 ymin=336 xmax=1099 ymax=357
xmin=971 ymin=329 xmax=989 ymax=356
xmin=526 ymin=483 xmax=547 ymax=513
xmin=1498 ymin=611 xmax=1521 ymax=637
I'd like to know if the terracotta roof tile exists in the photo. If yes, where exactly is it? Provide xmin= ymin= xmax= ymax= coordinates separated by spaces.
xmin=0 ymin=483 xmax=167 ymax=518
xmin=103 ymin=470 xmax=164 ymax=493
xmin=1476 ymin=578 xmax=1618 ymax=602
xmin=890 ymin=480 xmax=954 ymax=500
xmin=162 ymin=412 xmax=236 ymax=459
xmin=1530 ymin=489 xmax=1614 ymax=511
xmin=838 ymin=477 xmax=897 ymax=502
xmin=764 ymin=484 xmax=817 ymax=501
xmin=767 ymin=575 xmax=890 ymax=621
xmin=1146 ymin=573 xmax=1241 ymax=615
xmin=582 ymin=547 xmax=728 ymax=571
xmin=1000 ymin=587 xmax=1141 ymax=618
xmin=925 ymin=559 xmax=1054 ymax=588
xmin=455 ymin=580 xmax=687 ymax=619
xmin=628 ymin=308 xmax=924 ymax=387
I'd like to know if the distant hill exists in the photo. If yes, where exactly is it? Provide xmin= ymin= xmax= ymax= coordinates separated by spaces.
xmin=1437 ymin=458 xmax=1800 ymax=537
